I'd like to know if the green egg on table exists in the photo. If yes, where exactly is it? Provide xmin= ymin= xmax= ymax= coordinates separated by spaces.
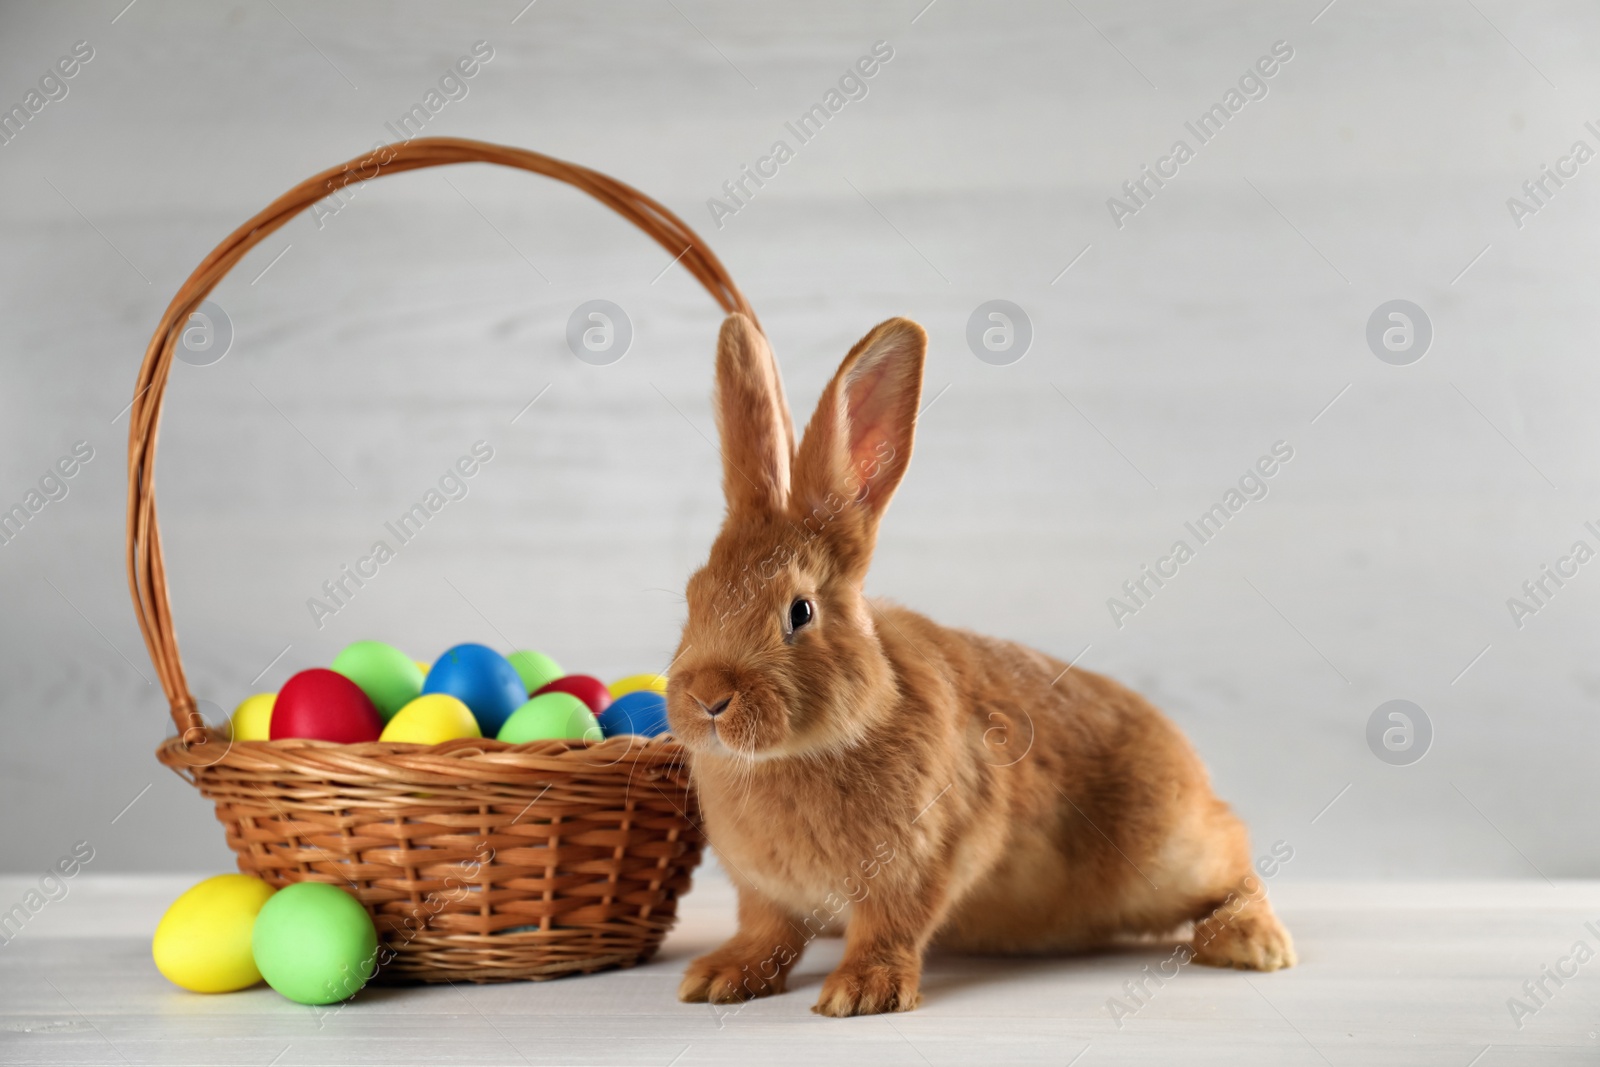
xmin=331 ymin=640 xmax=424 ymax=722
xmin=227 ymin=693 xmax=275 ymax=741
xmin=497 ymin=692 xmax=602 ymax=743
xmin=251 ymin=882 xmax=378 ymax=1005
xmin=152 ymin=874 xmax=276 ymax=993
xmin=507 ymin=649 xmax=563 ymax=695
xmin=379 ymin=693 xmax=481 ymax=744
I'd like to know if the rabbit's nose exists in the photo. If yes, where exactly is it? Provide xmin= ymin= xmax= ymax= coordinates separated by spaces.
xmin=697 ymin=695 xmax=732 ymax=718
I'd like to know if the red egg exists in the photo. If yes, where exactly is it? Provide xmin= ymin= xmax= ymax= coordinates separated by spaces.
xmin=269 ymin=668 xmax=383 ymax=742
xmin=532 ymin=674 xmax=613 ymax=715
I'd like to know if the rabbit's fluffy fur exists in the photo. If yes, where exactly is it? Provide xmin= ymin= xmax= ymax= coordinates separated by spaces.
xmin=667 ymin=314 xmax=1294 ymax=1017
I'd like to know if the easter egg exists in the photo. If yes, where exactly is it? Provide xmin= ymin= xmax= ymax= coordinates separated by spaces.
xmin=379 ymin=694 xmax=481 ymax=744
xmin=331 ymin=641 xmax=424 ymax=721
xmin=598 ymin=690 xmax=671 ymax=738
xmin=414 ymin=660 xmax=431 ymax=675
xmin=533 ymin=674 xmax=612 ymax=716
xmin=497 ymin=692 xmax=603 ymax=743
xmin=227 ymin=693 xmax=275 ymax=741
xmin=507 ymin=649 xmax=563 ymax=695
xmin=152 ymin=874 xmax=276 ymax=993
xmin=269 ymin=669 xmax=383 ymax=743
xmin=609 ymin=673 xmax=668 ymax=699
xmin=251 ymin=882 xmax=379 ymax=1006
xmin=423 ymin=644 xmax=527 ymax=736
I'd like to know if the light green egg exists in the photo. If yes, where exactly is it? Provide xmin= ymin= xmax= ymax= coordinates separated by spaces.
xmin=506 ymin=649 xmax=563 ymax=695
xmin=251 ymin=882 xmax=378 ymax=1006
xmin=497 ymin=692 xmax=602 ymax=743
xmin=331 ymin=641 xmax=424 ymax=722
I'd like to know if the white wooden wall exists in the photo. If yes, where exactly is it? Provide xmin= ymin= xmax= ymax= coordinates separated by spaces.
xmin=1 ymin=0 xmax=1596 ymax=877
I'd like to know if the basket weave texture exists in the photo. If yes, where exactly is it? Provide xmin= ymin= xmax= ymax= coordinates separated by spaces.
xmin=131 ymin=138 xmax=752 ymax=982
xmin=155 ymin=734 xmax=701 ymax=982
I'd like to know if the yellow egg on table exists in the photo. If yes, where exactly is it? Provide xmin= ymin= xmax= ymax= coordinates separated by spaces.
xmin=227 ymin=693 xmax=275 ymax=741
xmin=153 ymin=874 xmax=276 ymax=993
xmin=414 ymin=660 xmax=431 ymax=676
xmin=609 ymin=673 xmax=668 ymax=699
xmin=380 ymin=693 xmax=482 ymax=744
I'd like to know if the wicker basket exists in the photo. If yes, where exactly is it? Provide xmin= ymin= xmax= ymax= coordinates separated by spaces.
xmin=129 ymin=138 xmax=749 ymax=983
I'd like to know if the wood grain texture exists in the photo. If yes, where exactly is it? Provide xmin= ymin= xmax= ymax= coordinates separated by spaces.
xmin=2 ymin=870 xmax=1598 ymax=1064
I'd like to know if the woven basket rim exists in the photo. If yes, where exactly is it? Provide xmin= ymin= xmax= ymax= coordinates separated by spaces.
xmin=155 ymin=730 xmax=694 ymax=780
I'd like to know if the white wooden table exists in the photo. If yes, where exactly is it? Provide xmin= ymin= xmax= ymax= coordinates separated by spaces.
xmin=2 ymin=869 xmax=1596 ymax=1065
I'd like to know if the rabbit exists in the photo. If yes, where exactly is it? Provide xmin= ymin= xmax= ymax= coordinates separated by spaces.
xmin=666 ymin=313 xmax=1295 ymax=1018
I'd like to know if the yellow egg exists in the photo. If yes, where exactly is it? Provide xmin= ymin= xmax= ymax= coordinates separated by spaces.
xmin=414 ymin=660 xmax=431 ymax=675
xmin=380 ymin=694 xmax=482 ymax=744
xmin=152 ymin=874 xmax=276 ymax=993
xmin=609 ymin=673 xmax=668 ymax=699
xmin=227 ymin=693 xmax=275 ymax=741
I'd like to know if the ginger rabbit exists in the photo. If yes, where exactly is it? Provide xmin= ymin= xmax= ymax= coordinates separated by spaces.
xmin=668 ymin=314 xmax=1294 ymax=1017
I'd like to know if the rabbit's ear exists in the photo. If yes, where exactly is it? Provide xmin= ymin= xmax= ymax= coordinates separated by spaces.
xmin=792 ymin=318 xmax=926 ymax=548
xmin=714 ymin=313 xmax=794 ymax=517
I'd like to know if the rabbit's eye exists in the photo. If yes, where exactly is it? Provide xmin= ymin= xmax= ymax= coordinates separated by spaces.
xmin=787 ymin=598 xmax=814 ymax=635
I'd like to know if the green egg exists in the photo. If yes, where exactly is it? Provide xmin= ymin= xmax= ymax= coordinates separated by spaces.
xmin=331 ymin=641 xmax=424 ymax=722
xmin=497 ymin=692 xmax=602 ymax=743
xmin=251 ymin=882 xmax=378 ymax=1006
xmin=507 ymin=649 xmax=563 ymax=695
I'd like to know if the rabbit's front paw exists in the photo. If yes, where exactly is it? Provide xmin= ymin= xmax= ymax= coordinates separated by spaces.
xmin=1191 ymin=902 xmax=1297 ymax=972
xmin=812 ymin=957 xmax=922 ymax=1017
xmin=678 ymin=948 xmax=787 ymax=1004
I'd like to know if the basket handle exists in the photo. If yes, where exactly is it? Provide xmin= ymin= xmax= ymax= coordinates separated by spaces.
xmin=128 ymin=136 xmax=770 ymax=737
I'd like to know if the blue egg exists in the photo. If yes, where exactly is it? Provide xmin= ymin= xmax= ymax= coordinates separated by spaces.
xmin=598 ymin=690 xmax=670 ymax=738
xmin=421 ymin=644 xmax=526 ymax=735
